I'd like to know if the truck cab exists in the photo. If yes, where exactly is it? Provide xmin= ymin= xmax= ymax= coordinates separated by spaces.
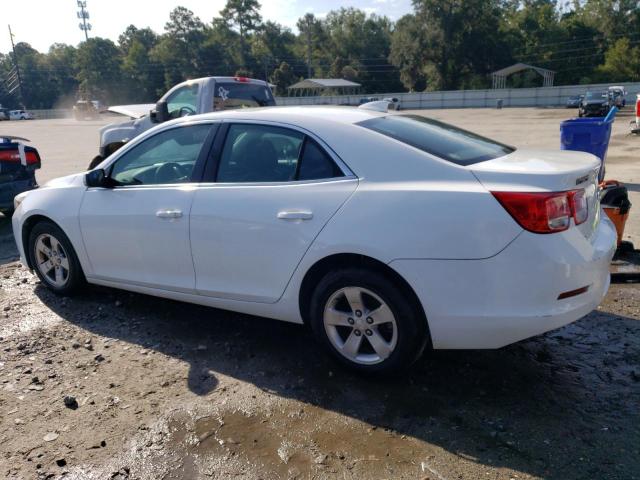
xmin=92 ymin=76 xmax=275 ymax=168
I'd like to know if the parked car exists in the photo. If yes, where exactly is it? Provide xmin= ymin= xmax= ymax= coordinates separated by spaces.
xmin=9 ymin=109 xmax=33 ymax=120
xmin=12 ymin=107 xmax=616 ymax=373
xmin=0 ymin=108 xmax=9 ymax=121
xmin=0 ymin=135 xmax=40 ymax=215
xmin=566 ymin=95 xmax=584 ymax=108
xmin=90 ymin=76 xmax=276 ymax=169
xmin=359 ymin=97 xmax=400 ymax=110
xmin=608 ymin=86 xmax=627 ymax=108
xmin=579 ymin=91 xmax=613 ymax=117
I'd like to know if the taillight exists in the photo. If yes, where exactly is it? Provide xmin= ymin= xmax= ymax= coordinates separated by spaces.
xmin=234 ymin=76 xmax=249 ymax=83
xmin=0 ymin=149 xmax=39 ymax=165
xmin=569 ymin=189 xmax=588 ymax=225
xmin=492 ymin=189 xmax=588 ymax=234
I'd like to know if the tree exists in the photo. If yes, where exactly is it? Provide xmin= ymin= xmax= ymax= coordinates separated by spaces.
xmin=220 ymin=0 xmax=262 ymax=67
xmin=599 ymin=38 xmax=640 ymax=82
xmin=75 ymin=38 xmax=123 ymax=103
xmin=296 ymin=13 xmax=330 ymax=78
xmin=389 ymin=15 xmax=426 ymax=91
xmin=270 ymin=61 xmax=296 ymax=95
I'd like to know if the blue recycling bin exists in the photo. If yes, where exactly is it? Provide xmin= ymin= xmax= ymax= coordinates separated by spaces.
xmin=560 ymin=107 xmax=617 ymax=182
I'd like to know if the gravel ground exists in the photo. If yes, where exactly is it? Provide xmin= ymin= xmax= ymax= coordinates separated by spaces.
xmin=0 ymin=260 xmax=639 ymax=479
xmin=1 ymin=109 xmax=639 ymax=479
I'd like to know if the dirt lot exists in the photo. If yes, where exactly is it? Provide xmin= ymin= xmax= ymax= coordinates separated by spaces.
xmin=1 ymin=109 xmax=639 ymax=479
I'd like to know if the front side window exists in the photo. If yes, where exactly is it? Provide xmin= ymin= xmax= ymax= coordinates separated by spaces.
xmin=216 ymin=124 xmax=344 ymax=183
xmin=166 ymin=83 xmax=199 ymax=119
xmin=110 ymin=124 xmax=211 ymax=186
xmin=358 ymin=115 xmax=514 ymax=166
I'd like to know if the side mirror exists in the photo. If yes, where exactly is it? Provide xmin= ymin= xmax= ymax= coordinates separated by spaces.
xmin=85 ymin=168 xmax=111 ymax=188
xmin=150 ymin=100 xmax=169 ymax=124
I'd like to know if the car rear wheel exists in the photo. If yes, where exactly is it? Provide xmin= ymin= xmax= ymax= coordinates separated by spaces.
xmin=309 ymin=268 xmax=429 ymax=374
xmin=28 ymin=221 xmax=85 ymax=295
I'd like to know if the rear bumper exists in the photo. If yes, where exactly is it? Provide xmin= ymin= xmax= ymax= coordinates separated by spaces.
xmin=0 ymin=178 xmax=36 ymax=210
xmin=390 ymin=214 xmax=617 ymax=349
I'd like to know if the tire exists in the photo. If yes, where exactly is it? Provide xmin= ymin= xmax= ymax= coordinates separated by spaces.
xmin=88 ymin=155 xmax=104 ymax=170
xmin=28 ymin=220 xmax=85 ymax=295
xmin=309 ymin=268 xmax=429 ymax=374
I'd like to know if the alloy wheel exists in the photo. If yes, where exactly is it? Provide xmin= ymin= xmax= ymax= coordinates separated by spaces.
xmin=323 ymin=286 xmax=398 ymax=365
xmin=34 ymin=233 xmax=70 ymax=288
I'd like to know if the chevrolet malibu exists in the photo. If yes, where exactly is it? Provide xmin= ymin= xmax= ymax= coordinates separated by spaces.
xmin=11 ymin=107 xmax=617 ymax=373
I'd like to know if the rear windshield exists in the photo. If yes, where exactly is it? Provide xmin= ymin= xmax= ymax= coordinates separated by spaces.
xmin=358 ymin=115 xmax=514 ymax=166
xmin=213 ymin=82 xmax=275 ymax=110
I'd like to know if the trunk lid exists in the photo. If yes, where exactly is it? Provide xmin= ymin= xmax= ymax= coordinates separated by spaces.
xmin=471 ymin=149 xmax=601 ymax=239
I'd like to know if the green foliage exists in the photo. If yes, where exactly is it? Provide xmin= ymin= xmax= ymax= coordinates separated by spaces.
xmin=2 ymin=0 xmax=639 ymax=108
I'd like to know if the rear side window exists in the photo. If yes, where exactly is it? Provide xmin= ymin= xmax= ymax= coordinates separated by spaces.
xmin=298 ymin=140 xmax=344 ymax=180
xmin=358 ymin=115 xmax=514 ymax=166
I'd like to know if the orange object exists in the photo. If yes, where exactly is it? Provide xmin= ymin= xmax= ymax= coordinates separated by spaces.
xmin=600 ymin=180 xmax=631 ymax=246
xmin=602 ymin=206 xmax=629 ymax=246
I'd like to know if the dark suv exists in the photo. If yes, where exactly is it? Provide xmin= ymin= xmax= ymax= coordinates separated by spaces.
xmin=579 ymin=91 xmax=613 ymax=117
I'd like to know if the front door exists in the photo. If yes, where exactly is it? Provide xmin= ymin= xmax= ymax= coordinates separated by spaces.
xmin=79 ymin=123 xmax=214 ymax=292
xmin=190 ymin=122 xmax=358 ymax=303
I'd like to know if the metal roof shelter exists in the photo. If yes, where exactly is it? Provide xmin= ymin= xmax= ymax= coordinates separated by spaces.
xmin=287 ymin=78 xmax=361 ymax=97
xmin=491 ymin=63 xmax=555 ymax=89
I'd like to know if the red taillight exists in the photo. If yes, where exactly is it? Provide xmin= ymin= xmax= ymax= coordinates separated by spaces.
xmin=492 ymin=189 xmax=588 ymax=234
xmin=636 ymin=99 xmax=640 ymax=116
xmin=234 ymin=76 xmax=249 ymax=83
xmin=0 ymin=149 xmax=39 ymax=165
xmin=569 ymin=189 xmax=588 ymax=225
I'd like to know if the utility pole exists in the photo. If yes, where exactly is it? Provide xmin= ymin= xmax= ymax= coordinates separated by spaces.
xmin=77 ymin=0 xmax=92 ymax=41
xmin=305 ymin=16 xmax=312 ymax=79
xmin=7 ymin=25 xmax=25 ymax=108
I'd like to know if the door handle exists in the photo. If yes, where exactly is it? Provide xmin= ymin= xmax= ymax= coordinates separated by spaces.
xmin=156 ymin=209 xmax=183 ymax=219
xmin=277 ymin=210 xmax=313 ymax=221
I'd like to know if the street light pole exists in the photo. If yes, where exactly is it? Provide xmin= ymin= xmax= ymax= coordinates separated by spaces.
xmin=77 ymin=0 xmax=92 ymax=41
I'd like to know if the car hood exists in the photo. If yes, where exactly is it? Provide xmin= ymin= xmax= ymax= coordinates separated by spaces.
xmin=108 ymin=104 xmax=154 ymax=119
xmin=583 ymin=99 xmax=608 ymax=105
xmin=41 ymin=172 xmax=85 ymax=188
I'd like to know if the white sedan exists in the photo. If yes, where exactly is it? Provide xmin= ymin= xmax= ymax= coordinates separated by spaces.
xmin=11 ymin=107 xmax=617 ymax=373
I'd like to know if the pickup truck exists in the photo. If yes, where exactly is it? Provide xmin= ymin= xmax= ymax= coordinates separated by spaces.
xmin=90 ymin=76 xmax=276 ymax=169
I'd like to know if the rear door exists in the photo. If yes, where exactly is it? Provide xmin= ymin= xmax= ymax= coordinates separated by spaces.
xmin=190 ymin=121 xmax=357 ymax=303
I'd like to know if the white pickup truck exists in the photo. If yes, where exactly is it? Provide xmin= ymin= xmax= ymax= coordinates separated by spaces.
xmin=90 ymin=76 xmax=276 ymax=169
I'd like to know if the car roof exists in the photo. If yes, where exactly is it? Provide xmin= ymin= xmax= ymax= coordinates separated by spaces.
xmin=175 ymin=106 xmax=387 ymax=129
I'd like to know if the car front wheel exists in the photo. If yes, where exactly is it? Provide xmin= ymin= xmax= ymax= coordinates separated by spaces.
xmin=309 ymin=268 xmax=429 ymax=374
xmin=28 ymin=221 xmax=85 ymax=295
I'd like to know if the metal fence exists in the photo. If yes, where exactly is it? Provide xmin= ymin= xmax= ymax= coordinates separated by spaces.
xmin=276 ymin=81 xmax=640 ymax=109
xmin=29 ymin=109 xmax=72 ymax=119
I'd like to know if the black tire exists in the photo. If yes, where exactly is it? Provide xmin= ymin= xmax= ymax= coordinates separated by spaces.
xmin=309 ymin=268 xmax=429 ymax=374
xmin=28 ymin=220 xmax=85 ymax=295
xmin=88 ymin=155 xmax=104 ymax=170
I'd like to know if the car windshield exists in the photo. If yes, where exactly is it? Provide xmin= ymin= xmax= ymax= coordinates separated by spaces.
xmin=358 ymin=115 xmax=514 ymax=166
xmin=585 ymin=91 xmax=607 ymax=99
xmin=213 ymin=82 xmax=275 ymax=110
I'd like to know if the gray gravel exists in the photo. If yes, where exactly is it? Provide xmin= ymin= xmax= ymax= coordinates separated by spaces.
xmin=0 ymin=260 xmax=638 ymax=479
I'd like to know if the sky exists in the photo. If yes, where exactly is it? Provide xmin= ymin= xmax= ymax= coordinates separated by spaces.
xmin=2 ymin=0 xmax=413 ymax=54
